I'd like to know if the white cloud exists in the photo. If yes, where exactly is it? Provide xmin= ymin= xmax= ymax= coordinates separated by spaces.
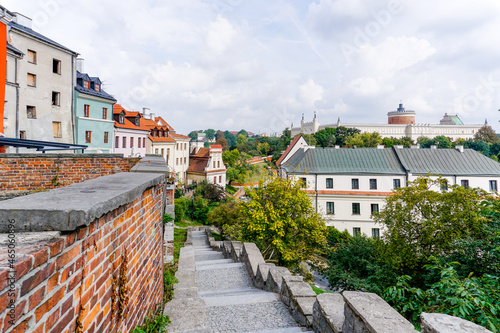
xmin=206 ymin=16 xmax=237 ymax=54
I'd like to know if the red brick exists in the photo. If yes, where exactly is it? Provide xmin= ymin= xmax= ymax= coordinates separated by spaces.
xmin=45 ymin=309 xmax=60 ymax=331
xmin=77 ymin=227 xmax=88 ymax=241
xmin=47 ymin=271 xmax=60 ymax=294
xmin=29 ymin=247 xmax=49 ymax=269
xmin=10 ymin=315 xmax=32 ymax=333
xmin=61 ymin=295 xmax=73 ymax=315
xmin=49 ymin=307 xmax=75 ymax=333
xmin=28 ymin=286 xmax=45 ymax=311
xmin=65 ymin=232 xmax=77 ymax=247
xmin=0 ymin=268 xmax=10 ymax=292
xmin=67 ymin=271 xmax=82 ymax=292
xmin=35 ymin=286 xmax=65 ymax=321
xmin=48 ymin=238 xmax=65 ymax=258
xmin=3 ymin=299 xmax=26 ymax=331
xmin=21 ymin=262 xmax=55 ymax=297
xmin=14 ymin=255 xmax=33 ymax=280
xmin=56 ymin=245 xmax=80 ymax=269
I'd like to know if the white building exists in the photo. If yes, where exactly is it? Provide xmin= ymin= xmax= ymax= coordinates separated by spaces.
xmin=187 ymin=145 xmax=226 ymax=187
xmin=4 ymin=12 xmax=78 ymax=152
xmin=291 ymin=104 xmax=484 ymax=141
xmin=279 ymin=136 xmax=500 ymax=237
xmin=112 ymin=104 xmax=149 ymax=157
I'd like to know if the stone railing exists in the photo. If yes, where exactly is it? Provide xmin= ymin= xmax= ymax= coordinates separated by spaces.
xmin=0 ymin=172 xmax=166 ymax=333
xmin=206 ymin=229 xmax=493 ymax=333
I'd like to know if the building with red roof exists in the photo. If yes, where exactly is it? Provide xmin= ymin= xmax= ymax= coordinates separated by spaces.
xmin=187 ymin=144 xmax=226 ymax=188
xmin=113 ymin=104 xmax=150 ymax=157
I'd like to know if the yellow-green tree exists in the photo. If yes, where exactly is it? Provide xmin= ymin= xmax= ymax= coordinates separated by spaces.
xmin=239 ymin=176 xmax=326 ymax=267
xmin=345 ymin=132 xmax=382 ymax=147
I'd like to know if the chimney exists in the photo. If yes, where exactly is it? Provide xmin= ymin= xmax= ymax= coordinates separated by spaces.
xmin=150 ymin=112 xmax=155 ymax=121
xmin=377 ymin=145 xmax=385 ymax=149
xmin=142 ymin=107 xmax=150 ymax=118
xmin=13 ymin=12 xmax=32 ymax=29
xmin=76 ymin=58 xmax=84 ymax=73
xmin=456 ymin=145 xmax=464 ymax=153
xmin=394 ymin=145 xmax=404 ymax=149
xmin=430 ymin=145 xmax=437 ymax=150
xmin=411 ymin=144 xmax=420 ymax=149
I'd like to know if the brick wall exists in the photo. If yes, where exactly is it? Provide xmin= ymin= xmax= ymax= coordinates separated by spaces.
xmin=0 ymin=154 xmax=140 ymax=191
xmin=0 ymin=178 xmax=164 ymax=332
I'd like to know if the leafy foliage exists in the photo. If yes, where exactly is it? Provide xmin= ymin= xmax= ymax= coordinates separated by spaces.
xmin=174 ymin=197 xmax=190 ymax=222
xmin=475 ymin=125 xmax=500 ymax=144
xmin=239 ymin=176 xmax=327 ymax=267
xmin=384 ymin=263 xmax=500 ymax=332
xmin=345 ymin=132 xmax=382 ymax=147
xmin=131 ymin=309 xmax=170 ymax=333
xmin=372 ymin=176 xmax=488 ymax=274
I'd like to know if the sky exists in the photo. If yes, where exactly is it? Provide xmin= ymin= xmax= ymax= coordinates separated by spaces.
xmin=4 ymin=0 xmax=500 ymax=135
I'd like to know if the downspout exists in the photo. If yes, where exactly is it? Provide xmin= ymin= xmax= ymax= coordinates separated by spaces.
xmin=15 ymin=56 xmax=20 ymax=153
xmin=70 ymin=54 xmax=76 ymax=146
xmin=315 ymin=173 xmax=318 ymax=213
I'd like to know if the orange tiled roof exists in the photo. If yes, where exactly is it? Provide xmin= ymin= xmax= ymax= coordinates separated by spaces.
xmin=113 ymin=104 xmax=150 ymax=131
xmin=149 ymin=135 xmax=175 ymax=142
xmin=191 ymin=147 xmax=210 ymax=158
xmin=170 ymin=132 xmax=190 ymax=139
xmin=211 ymin=144 xmax=223 ymax=149
xmin=187 ymin=158 xmax=209 ymax=174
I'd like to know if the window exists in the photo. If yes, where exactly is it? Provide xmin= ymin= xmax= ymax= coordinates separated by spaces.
xmin=104 ymin=132 xmax=109 ymax=144
xmin=326 ymin=178 xmax=333 ymax=189
xmin=83 ymin=81 xmax=89 ymax=89
xmin=19 ymin=131 xmax=26 ymax=139
xmin=84 ymin=105 xmax=90 ymax=117
xmin=184 ymin=143 xmax=187 ymax=150
xmin=299 ymin=177 xmax=307 ymax=188
xmin=52 ymin=122 xmax=61 ymax=138
xmin=184 ymin=157 xmax=187 ymax=164
xmin=27 ymin=50 xmax=36 ymax=64
xmin=122 ymin=137 xmax=126 ymax=148
xmin=326 ymin=202 xmax=335 ymax=215
xmin=27 ymin=73 xmax=36 ymax=87
xmin=441 ymin=180 xmax=448 ymax=191
xmin=95 ymin=84 xmax=101 ymax=92
xmin=143 ymin=138 xmax=146 ymax=148
xmin=218 ymin=161 xmax=220 ymax=168
xmin=176 ymin=158 xmax=179 ymax=165
xmin=369 ymin=179 xmax=377 ymax=190
xmin=130 ymin=137 xmax=134 ymax=148
xmin=213 ymin=161 xmax=216 ymax=168
xmin=490 ymin=180 xmax=498 ymax=192
xmin=219 ymin=176 xmax=222 ymax=183
xmin=352 ymin=179 xmax=359 ymax=189
xmin=393 ymin=179 xmax=401 ymax=189
xmin=135 ymin=117 xmax=139 ymax=126
xmin=52 ymin=59 xmax=61 ymax=74
xmin=176 ymin=143 xmax=179 ymax=150
xmin=161 ymin=148 xmax=164 ymax=156
xmin=371 ymin=204 xmax=379 ymax=214
xmin=372 ymin=228 xmax=380 ymax=239
xmin=52 ymin=92 xmax=60 ymax=106
xmin=214 ymin=176 xmax=217 ymax=183
xmin=102 ymin=108 xmax=107 ymax=119
xmin=115 ymin=136 xmax=119 ymax=148
xmin=85 ymin=131 xmax=92 ymax=143
xmin=26 ymin=106 xmax=36 ymax=119
xmin=352 ymin=203 xmax=360 ymax=215
xmin=353 ymin=227 xmax=361 ymax=237
xmin=461 ymin=180 xmax=469 ymax=189
xmin=138 ymin=138 xmax=141 ymax=148
xmin=155 ymin=148 xmax=159 ymax=154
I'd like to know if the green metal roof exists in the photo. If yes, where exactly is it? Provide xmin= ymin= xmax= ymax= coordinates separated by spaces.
xmin=283 ymin=147 xmax=500 ymax=177
xmin=394 ymin=148 xmax=500 ymax=176
xmin=282 ymin=148 xmax=406 ymax=175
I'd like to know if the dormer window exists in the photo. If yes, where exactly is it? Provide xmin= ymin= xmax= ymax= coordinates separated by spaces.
xmin=119 ymin=115 xmax=124 ymax=124
xmin=135 ymin=117 xmax=139 ymax=126
xmin=83 ymin=80 xmax=89 ymax=89
xmin=95 ymin=84 xmax=101 ymax=92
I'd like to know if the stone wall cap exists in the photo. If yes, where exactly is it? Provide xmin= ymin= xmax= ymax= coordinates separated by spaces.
xmin=0 ymin=153 xmax=129 ymax=159
xmin=343 ymin=291 xmax=417 ymax=332
xmin=420 ymin=312 xmax=493 ymax=333
xmin=0 ymin=172 xmax=164 ymax=233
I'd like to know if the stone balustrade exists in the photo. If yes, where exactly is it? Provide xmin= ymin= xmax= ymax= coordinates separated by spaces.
xmin=212 ymin=233 xmax=493 ymax=333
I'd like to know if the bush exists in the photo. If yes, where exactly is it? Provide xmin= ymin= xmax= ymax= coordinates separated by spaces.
xmin=174 ymin=197 xmax=190 ymax=222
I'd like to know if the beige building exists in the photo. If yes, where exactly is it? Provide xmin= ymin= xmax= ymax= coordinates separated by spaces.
xmin=4 ymin=12 xmax=78 ymax=152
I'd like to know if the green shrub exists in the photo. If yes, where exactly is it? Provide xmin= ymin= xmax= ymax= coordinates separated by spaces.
xmin=131 ymin=308 xmax=170 ymax=333
xmin=174 ymin=197 xmax=190 ymax=222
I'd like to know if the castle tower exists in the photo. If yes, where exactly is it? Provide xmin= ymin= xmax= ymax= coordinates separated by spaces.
xmin=387 ymin=102 xmax=415 ymax=125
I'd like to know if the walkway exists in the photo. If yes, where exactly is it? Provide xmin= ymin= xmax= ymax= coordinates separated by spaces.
xmin=166 ymin=229 xmax=312 ymax=332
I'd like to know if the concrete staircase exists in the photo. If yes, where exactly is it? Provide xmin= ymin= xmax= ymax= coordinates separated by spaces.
xmin=165 ymin=229 xmax=312 ymax=332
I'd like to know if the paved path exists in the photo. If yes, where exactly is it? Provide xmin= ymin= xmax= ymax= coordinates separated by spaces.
xmin=191 ymin=230 xmax=312 ymax=333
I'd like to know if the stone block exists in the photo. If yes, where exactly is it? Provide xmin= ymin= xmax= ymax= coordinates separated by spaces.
xmin=223 ymin=241 xmax=232 ymax=258
xmin=313 ymin=293 xmax=345 ymax=333
xmin=342 ymin=291 xmax=417 ymax=333
xmin=231 ymin=241 xmax=243 ymax=261
xmin=163 ymin=297 xmax=207 ymax=332
xmin=210 ymin=240 xmax=223 ymax=250
xmin=0 ymin=173 xmax=164 ymax=232
xmin=255 ymin=263 xmax=275 ymax=290
xmin=174 ymin=287 xmax=199 ymax=299
xmin=242 ymin=242 xmax=266 ymax=281
xmin=280 ymin=277 xmax=315 ymax=306
xmin=266 ymin=266 xmax=292 ymax=293
xmin=420 ymin=312 xmax=493 ymax=333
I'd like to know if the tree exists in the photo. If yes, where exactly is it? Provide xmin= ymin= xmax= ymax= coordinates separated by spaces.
xmin=208 ymin=201 xmax=245 ymax=240
xmin=301 ymin=134 xmax=317 ymax=146
xmin=475 ymin=125 xmax=500 ymax=144
xmin=417 ymin=136 xmax=434 ymax=148
xmin=194 ymin=180 xmax=225 ymax=203
xmin=314 ymin=128 xmax=336 ymax=147
xmin=222 ymin=149 xmax=240 ymax=167
xmin=188 ymin=131 xmax=199 ymax=141
xmin=334 ymin=126 xmax=361 ymax=146
xmin=345 ymin=132 xmax=382 ymax=148
xmin=433 ymin=135 xmax=452 ymax=149
xmin=464 ymin=139 xmax=491 ymax=157
xmin=224 ymin=130 xmax=237 ymax=148
xmin=237 ymin=129 xmax=248 ymax=137
xmin=216 ymin=130 xmax=225 ymax=141
xmin=372 ymin=176 xmax=488 ymax=274
xmin=238 ymin=176 xmax=327 ymax=267
xmin=204 ymin=129 xmax=216 ymax=140
xmin=281 ymin=128 xmax=291 ymax=147
xmin=237 ymin=134 xmax=247 ymax=144
xmin=216 ymin=137 xmax=229 ymax=151
xmin=257 ymin=142 xmax=271 ymax=156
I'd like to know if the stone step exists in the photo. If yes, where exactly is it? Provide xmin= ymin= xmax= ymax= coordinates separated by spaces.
xmin=199 ymin=287 xmax=265 ymax=297
xmin=246 ymin=329 xmax=313 ymax=333
xmin=196 ymin=262 xmax=243 ymax=270
xmin=202 ymin=290 xmax=279 ymax=307
xmin=195 ymin=259 xmax=233 ymax=266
